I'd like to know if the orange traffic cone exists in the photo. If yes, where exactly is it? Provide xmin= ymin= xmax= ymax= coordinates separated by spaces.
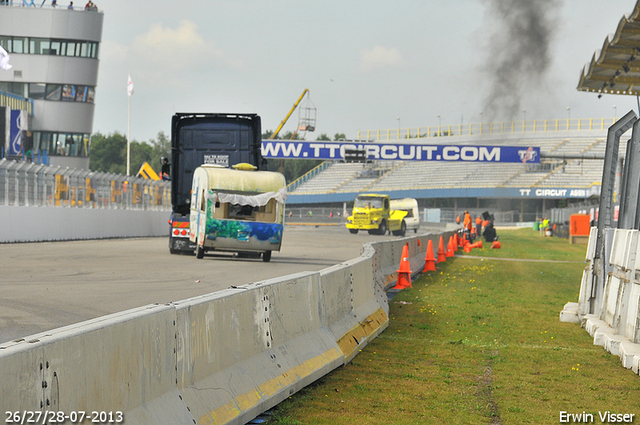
xmin=423 ymin=239 xmax=436 ymax=272
xmin=461 ymin=233 xmax=469 ymax=247
xmin=453 ymin=233 xmax=459 ymax=250
xmin=464 ymin=240 xmax=483 ymax=253
xmin=491 ymin=241 xmax=501 ymax=249
xmin=393 ymin=243 xmax=412 ymax=289
xmin=446 ymin=235 xmax=454 ymax=257
xmin=437 ymin=236 xmax=446 ymax=263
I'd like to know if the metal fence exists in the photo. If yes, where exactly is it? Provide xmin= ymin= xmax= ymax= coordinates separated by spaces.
xmin=357 ymin=117 xmax=617 ymax=141
xmin=284 ymin=206 xmax=537 ymax=225
xmin=0 ymin=158 xmax=171 ymax=210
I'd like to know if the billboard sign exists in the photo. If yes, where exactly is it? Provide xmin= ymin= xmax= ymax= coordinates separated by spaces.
xmin=9 ymin=109 xmax=26 ymax=156
xmin=261 ymin=140 xmax=540 ymax=163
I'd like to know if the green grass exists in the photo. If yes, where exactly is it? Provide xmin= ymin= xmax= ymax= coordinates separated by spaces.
xmin=266 ymin=229 xmax=640 ymax=425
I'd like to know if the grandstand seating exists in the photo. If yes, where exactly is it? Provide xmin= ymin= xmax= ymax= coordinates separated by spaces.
xmin=288 ymin=133 xmax=627 ymax=195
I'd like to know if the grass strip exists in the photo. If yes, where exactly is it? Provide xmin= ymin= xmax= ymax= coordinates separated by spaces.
xmin=267 ymin=229 xmax=640 ymax=425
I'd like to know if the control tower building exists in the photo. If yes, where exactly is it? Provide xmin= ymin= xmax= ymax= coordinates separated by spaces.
xmin=0 ymin=2 xmax=103 ymax=169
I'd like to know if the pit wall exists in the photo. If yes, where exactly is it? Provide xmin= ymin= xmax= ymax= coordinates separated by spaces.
xmin=0 ymin=231 xmax=452 ymax=425
xmin=561 ymin=227 xmax=640 ymax=374
xmin=0 ymin=205 xmax=169 ymax=243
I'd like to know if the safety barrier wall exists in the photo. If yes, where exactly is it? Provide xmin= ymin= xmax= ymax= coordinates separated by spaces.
xmin=0 ymin=205 xmax=169 ymax=242
xmin=561 ymin=227 xmax=640 ymax=373
xmin=0 ymin=229 xmax=454 ymax=424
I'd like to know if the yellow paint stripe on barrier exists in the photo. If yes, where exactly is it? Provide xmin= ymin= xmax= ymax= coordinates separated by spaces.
xmin=198 ymin=400 xmax=240 ymax=425
xmin=198 ymin=347 xmax=342 ymax=425
xmin=336 ymin=307 xmax=389 ymax=362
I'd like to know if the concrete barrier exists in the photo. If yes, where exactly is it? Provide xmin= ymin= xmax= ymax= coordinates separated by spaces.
xmin=0 ymin=305 xmax=192 ymax=424
xmin=0 ymin=229 xmax=451 ymax=424
xmin=173 ymin=273 xmax=344 ymax=425
xmin=561 ymin=227 xmax=640 ymax=374
xmin=0 ymin=205 xmax=169 ymax=243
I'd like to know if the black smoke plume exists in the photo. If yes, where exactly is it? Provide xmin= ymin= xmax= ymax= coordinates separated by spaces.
xmin=481 ymin=0 xmax=561 ymax=122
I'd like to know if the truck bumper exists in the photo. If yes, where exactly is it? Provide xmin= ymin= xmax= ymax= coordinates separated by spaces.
xmin=346 ymin=222 xmax=378 ymax=231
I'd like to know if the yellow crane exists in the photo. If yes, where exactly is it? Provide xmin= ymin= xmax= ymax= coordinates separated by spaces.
xmin=269 ymin=89 xmax=316 ymax=139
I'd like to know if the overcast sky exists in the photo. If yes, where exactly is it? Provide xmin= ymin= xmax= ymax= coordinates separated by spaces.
xmin=92 ymin=0 xmax=639 ymax=143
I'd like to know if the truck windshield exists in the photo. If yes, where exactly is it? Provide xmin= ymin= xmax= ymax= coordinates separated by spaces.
xmin=355 ymin=197 xmax=383 ymax=209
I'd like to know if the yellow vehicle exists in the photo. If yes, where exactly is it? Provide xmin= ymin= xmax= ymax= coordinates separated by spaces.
xmin=189 ymin=163 xmax=287 ymax=262
xmin=346 ymin=193 xmax=408 ymax=236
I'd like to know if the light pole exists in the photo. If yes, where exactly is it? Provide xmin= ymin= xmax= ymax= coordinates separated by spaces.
xmin=479 ymin=111 xmax=483 ymax=134
xmin=437 ymin=114 xmax=441 ymax=134
xmin=522 ymin=109 xmax=526 ymax=131
xmin=613 ymin=105 xmax=617 ymax=120
xmin=396 ymin=117 xmax=400 ymax=139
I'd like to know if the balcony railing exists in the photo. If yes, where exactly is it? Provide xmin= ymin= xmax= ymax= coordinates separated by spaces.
xmin=357 ymin=118 xmax=618 ymax=141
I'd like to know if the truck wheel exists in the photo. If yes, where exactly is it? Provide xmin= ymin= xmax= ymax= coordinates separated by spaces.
xmin=378 ymin=220 xmax=387 ymax=236
xmin=393 ymin=220 xmax=407 ymax=237
xmin=196 ymin=245 xmax=204 ymax=259
xmin=263 ymin=251 xmax=272 ymax=262
xmin=349 ymin=229 xmax=358 ymax=234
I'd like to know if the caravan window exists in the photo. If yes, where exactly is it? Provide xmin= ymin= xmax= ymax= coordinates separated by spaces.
xmin=212 ymin=192 xmax=278 ymax=223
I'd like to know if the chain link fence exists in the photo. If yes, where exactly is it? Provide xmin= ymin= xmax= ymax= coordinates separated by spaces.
xmin=0 ymin=158 xmax=171 ymax=210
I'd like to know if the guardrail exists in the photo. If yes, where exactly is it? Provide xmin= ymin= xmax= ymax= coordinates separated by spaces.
xmin=0 ymin=1 xmax=103 ymax=11
xmin=0 ymin=229 xmax=451 ymax=425
xmin=559 ymin=111 xmax=640 ymax=374
xmin=0 ymin=158 xmax=171 ymax=210
xmin=0 ymin=90 xmax=33 ymax=115
xmin=286 ymin=161 xmax=330 ymax=193
xmin=358 ymin=117 xmax=617 ymax=141
xmin=561 ymin=227 xmax=640 ymax=374
xmin=285 ymin=206 xmax=546 ymax=225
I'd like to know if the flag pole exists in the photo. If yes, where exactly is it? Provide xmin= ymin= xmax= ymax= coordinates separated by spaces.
xmin=127 ymin=92 xmax=131 ymax=176
xmin=126 ymin=73 xmax=133 ymax=176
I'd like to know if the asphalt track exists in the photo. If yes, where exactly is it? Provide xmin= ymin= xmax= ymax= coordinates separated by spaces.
xmin=0 ymin=224 xmax=404 ymax=345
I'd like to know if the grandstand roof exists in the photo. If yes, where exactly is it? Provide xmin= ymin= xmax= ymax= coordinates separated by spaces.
xmin=577 ymin=0 xmax=640 ymax=96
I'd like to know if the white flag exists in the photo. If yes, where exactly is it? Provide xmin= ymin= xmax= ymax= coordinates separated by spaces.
xmin=0 ymin=45 xmax=12 ymax=71
xmin=127 ymin=74 xmax=134 ymax=96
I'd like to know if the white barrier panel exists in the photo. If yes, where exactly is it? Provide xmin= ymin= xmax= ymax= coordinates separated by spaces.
xmin=575 ymin=227 xmax=599 ymax=319
xmin=0 ymin=205 xmax=169 ymax=243
xmin=0 ymin=230 xmax=452 ymax=424
xmin=174 ymin=273 xmax=344 ymax=425
xmin=563 ymin=227 xmax=640 ymax=373
xmin=321 ymin=253 xmax=388 ymax=363
xmin=0 ymin=305 xmax=192 ymax=424
xmin=602 ymin=230 xmax=637 ymax=335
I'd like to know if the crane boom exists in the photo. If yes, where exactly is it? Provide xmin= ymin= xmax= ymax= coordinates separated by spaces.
xmin=269 ymin=89 xmax=309 ymax=139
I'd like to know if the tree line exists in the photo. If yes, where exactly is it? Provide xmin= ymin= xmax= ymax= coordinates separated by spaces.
xmin=89 ymin=131 xmax=170 ymax=177
xmin=89 ymin=130 xmax=347 ymax=184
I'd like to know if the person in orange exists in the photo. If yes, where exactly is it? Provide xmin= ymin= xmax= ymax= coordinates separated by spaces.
xmin=475 ymin=215 xmax=483 ymax=236
xmin=463 ymin=210 xmax=472 ymax=231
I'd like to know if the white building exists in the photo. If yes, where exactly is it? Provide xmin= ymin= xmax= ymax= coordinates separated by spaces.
xmin=0 ymin=1 xmax=103 ymax=169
